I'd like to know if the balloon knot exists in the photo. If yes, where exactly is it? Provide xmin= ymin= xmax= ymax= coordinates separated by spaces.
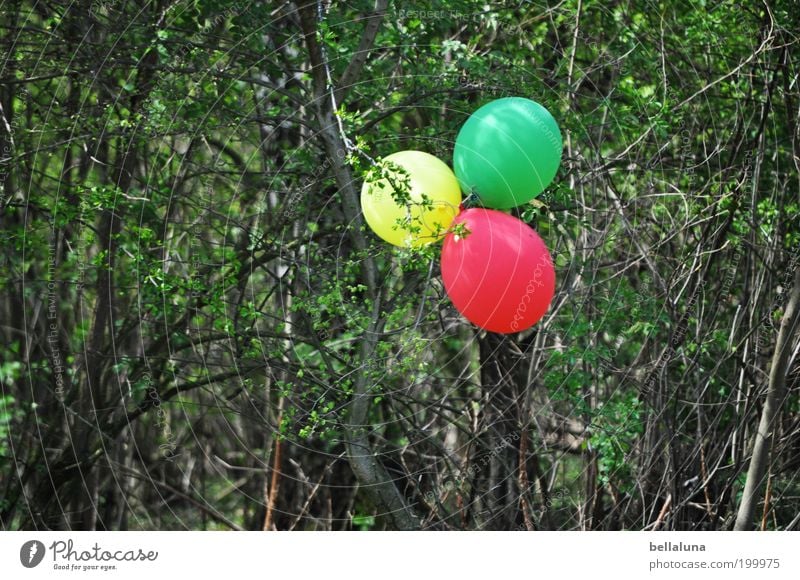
xmin=462 ymin=190 xmax=481 ymax=209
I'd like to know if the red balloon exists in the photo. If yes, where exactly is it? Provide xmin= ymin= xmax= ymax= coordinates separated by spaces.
xmin=441 ymin=208 xmax=555 ymax=334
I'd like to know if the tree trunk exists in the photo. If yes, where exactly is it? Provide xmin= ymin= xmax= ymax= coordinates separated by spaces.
xmin=735 ymin=264 xmax=800 ymax=530
xmin=296 ymin=2 xmax=417 ymax=530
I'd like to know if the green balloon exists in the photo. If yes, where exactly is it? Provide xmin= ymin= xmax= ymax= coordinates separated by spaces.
xmin=453 ymin=97 xmax=562 ymax=209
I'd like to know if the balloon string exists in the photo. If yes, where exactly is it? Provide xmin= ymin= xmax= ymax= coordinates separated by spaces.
xmin=316 ymin=0 xmax=380 ymax=169
xmin=462 ymin=191 xmax=481 ymax=210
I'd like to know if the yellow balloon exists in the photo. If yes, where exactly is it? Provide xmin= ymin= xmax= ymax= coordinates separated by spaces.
xmin=360 ymin=151 xmax=462 ymax=247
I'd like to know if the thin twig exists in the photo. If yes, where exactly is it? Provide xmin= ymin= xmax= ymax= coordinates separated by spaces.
xmin=263 ymin=396 xmax=285 ymax=531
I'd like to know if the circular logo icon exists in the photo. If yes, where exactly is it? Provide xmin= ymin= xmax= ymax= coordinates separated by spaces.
xmin=20 ymin=540 xmax=46 ymax=568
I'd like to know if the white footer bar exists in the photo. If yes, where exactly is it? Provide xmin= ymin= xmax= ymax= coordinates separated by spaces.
xmin=1 ymin=531 xmax=797 ymax=579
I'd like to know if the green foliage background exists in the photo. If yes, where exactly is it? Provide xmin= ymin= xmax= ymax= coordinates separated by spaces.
xmin=0 ymin=0 xmax=799 ymax=530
